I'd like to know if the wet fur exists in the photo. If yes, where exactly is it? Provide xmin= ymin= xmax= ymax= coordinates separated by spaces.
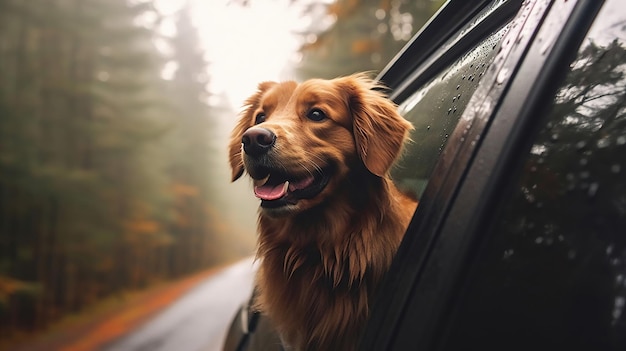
xmin=229 ymin=73 xmax=417 ymax=350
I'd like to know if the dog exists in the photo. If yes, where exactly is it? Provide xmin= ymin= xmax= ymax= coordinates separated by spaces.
xmin=228 ymin=73 xmax=417 ymax=350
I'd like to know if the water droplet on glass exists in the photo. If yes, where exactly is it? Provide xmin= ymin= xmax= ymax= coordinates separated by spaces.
xmin=540 ymin=40 xmax=552 ymax=55
xmin=607 ymin=244 xmax=615 ymax=255
xmin=496 ymin=67 xmax=509 ymax=84
xmin=617 ymin=135 xmax=626 ymax=145
xmin=597 ymin=138 xmax=610 ymax=148
xmin=588 ymin=182 xmax=599 ymax=197
xmin=611 ymin=164 xmax=621 ymax=173
xmin=503 ymin=249 xmax=514 ymax=259
xmin=550 ymin=133 xmax=559 ymax=141
xmin=568 ymin=250 xmax=577 ymax=259
xmin=576 ymin=140 xmax=586 ymax=150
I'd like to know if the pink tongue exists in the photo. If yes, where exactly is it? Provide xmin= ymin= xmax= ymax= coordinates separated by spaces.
xmin=254 ymin=181 xmax=288 ymax=201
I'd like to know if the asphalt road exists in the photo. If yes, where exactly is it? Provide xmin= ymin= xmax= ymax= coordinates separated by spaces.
xmin=103 ymin=258 xmax=257 ymax=351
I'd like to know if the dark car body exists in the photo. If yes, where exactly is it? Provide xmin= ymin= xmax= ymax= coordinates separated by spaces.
xmin=225 ymin=0 xmax=626 ymax=350
xmin=364 ymin=0 xmax=626 ymax=350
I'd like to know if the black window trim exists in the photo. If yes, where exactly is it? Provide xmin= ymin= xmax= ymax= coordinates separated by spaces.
xmin=377 ymin=0 xmax=522 ymax=103
xmin=361 ymin=0 xmax=575 ymax=349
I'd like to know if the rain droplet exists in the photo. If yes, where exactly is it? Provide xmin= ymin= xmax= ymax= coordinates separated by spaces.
xmin=503 ymin=249 xmax=514 ymax=259
xmin=597 ymin=138 xmax=610 ymax=148
xmin=540 ymin=40 xmax=552 ymax=55
xmin=617 ymin=135 xmax=626 ymax=145
xmin=580 ymin=158 xmax=588 ymax=166
xmin=496 ymin=67 xmax=509 ymax=84
xmin=588 ymin=182 xmax=599 ymax=197
xmin=611 ymin=164 xmax=621 ymax=173
xmin=576 ymin=140 xmax=586 ymax=150
xmin=427 ymin=125 xmax=431 ymax=130
xmin=550 ymin=133 xmax=559 ymax=141
xmin=535 ymin=237 xmax=544 ymax=244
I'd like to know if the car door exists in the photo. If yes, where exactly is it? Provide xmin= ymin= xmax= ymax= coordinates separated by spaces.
xmin=362 ymin=0 xmax=626 ymax=350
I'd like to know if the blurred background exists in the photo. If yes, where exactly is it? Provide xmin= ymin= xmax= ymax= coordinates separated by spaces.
xmin=0 ymin=0 xmax=443 ymax=349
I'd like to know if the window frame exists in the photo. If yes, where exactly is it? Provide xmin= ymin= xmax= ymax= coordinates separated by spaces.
xmin=433 ymin=0 xmax=611 ymax=348
xmin=360 ymin=0 xmax=602 ymax=349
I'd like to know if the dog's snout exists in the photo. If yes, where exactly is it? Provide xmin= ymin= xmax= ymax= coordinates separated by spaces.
xmin=242 ymin=127 xmax=276 ymax=156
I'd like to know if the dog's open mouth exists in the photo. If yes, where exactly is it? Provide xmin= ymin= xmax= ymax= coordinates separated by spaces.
xmin=253 ymin=169 xmax=330 ymax=208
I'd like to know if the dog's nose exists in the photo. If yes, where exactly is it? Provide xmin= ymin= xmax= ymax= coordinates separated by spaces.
xmin=242 ymin=127 xmax=276 ymax=156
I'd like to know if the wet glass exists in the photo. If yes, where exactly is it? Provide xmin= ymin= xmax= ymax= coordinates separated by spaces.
xmin=442 ymin=1 xmax=626 ymax=349
xmin=392 ymin=25 xmax=508 ymax=198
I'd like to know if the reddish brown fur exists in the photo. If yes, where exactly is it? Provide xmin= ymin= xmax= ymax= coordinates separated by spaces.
xmin=229 ymin=73 xmax=417 ymax=350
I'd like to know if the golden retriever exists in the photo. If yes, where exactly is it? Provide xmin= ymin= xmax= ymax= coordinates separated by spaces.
xmin=228 ymin=73 xmax=417 ymax=351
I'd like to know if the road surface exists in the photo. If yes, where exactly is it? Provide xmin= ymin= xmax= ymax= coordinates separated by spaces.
xmin=103 ymin=258 xmax=257 ymax=351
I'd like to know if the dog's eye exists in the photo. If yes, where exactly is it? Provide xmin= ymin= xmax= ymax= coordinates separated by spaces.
xmin=306 ymin=108 xmax=326 ymax=122
xmin=255 ymin=113 xmax=266 ymax=124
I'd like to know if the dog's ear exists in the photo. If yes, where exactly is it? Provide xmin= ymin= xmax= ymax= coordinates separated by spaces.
xmin=338 ymin=73 xmax=413 ymax=177
xmin=228 ymin=81 xmax=276 ymax=181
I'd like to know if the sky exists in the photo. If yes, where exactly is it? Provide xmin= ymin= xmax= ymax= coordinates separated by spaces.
xmin=156 ymin=0 xmax=321 ymax=109
xmin=198 ymin=0 xmax=305 ymax=107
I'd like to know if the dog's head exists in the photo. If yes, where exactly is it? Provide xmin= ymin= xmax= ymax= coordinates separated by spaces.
xmin=229 ymin=73 xmax=413 ymax=215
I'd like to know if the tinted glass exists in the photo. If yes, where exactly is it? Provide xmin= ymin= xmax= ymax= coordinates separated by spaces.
xmin=442 ymin=2 xmax=626 ymax=350
xmin=392 ymin=26 xmax=508 ymax=198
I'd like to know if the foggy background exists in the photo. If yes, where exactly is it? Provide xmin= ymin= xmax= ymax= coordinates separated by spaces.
xmin=0 ymin=0 xmax=444 ymax=349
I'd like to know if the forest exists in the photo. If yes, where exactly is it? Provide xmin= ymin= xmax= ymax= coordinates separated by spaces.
xmin=0 ymin=0 xmax=443 ymax=344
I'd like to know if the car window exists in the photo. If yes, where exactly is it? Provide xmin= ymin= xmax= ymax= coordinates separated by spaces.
xmin=392 ymin=25 xmax=508 ymax=198
xmin=440 ymin=2 xmax=626 ymax=350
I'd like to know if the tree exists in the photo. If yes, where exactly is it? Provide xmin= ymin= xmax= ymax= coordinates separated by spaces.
xmin=296 ymin=0 xmax=445 ymax=79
